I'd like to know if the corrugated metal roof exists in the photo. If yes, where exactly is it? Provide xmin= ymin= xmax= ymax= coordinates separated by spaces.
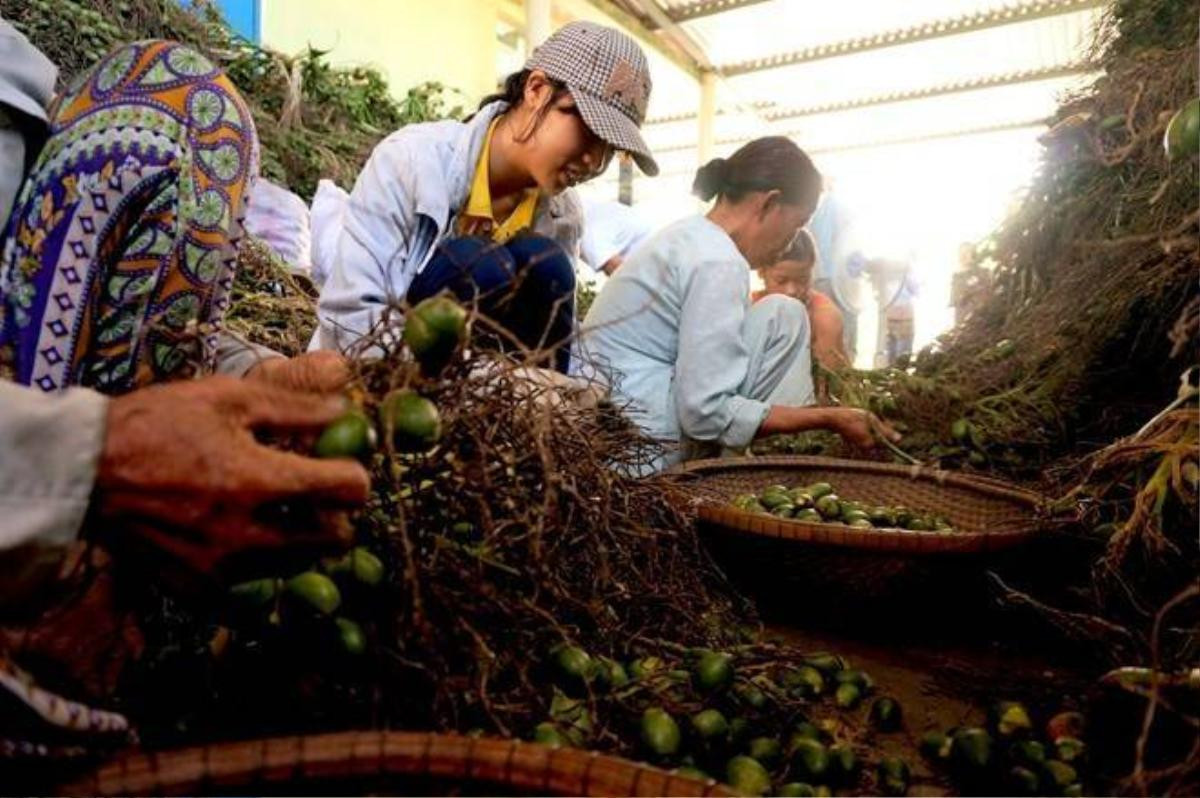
xmin=585 ymin=0 xmax=1105 ymax=178
xmin=571 ymin=0 xmax=1112 ymax=361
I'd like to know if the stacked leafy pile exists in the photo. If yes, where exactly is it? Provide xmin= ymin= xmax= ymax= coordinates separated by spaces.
xmin=3 ymin=0 xmax=462 ymax=200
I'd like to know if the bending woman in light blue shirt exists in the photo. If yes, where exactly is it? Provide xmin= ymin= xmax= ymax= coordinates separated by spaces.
xmin=576 ymin=137 xmax=899 ymax=471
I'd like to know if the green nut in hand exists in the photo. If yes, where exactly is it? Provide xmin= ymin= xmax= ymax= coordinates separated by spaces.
xmin=327 ymin=546 xmax=385 ymax=586
xmin=285 ymin=571 xmax=341 ymax=615
xmin=229 ymin=577 xmax=279 ymax=606
xmin=314 ymin=410 xmax=376 ymax=460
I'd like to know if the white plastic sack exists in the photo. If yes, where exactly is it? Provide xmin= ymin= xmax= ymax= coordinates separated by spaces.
xmin=309 ymin=179 xmax=350 ymax=288
xmin=243 ymin=178 xmax=312 ymax=273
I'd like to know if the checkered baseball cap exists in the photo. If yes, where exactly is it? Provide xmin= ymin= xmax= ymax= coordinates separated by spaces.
xmin=526 ymin=21 xmax=659 ymax=176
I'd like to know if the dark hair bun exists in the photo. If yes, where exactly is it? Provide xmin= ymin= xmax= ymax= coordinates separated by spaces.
xmin=690 ymin=137 xmax=821 ymax=208
xmin=692 ymin=157 xmax=728 ymax=201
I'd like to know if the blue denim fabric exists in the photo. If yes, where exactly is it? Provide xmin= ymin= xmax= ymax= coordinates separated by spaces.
xmin=408 ymin=233 xmax=576 ymax=372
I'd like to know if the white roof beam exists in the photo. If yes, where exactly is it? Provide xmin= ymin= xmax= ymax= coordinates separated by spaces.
xmin=644 ymin=61 xmax=1097 ymax=125
xmin=655 ymin=0 xmax=773 ymax=25
xmin=648 ymin=115 xmax=1052 ymax=160
xmin=721 ymin=0 xmax=1107 ymax=76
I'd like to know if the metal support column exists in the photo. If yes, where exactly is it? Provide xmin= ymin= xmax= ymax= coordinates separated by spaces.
xmin=698 ymin=69 xmax=717 ymax=165
xmin=618 ymin=153 xmax=634 ymax=205
xmin=525 ymin=0 xmax=552 ymax=57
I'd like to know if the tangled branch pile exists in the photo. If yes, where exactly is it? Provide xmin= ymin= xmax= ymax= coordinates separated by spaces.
xmin=761 ymin=0 xmax=1198 ymax=482
xmin=916 ymin=0 xmax=1199 ymax=457
xmin=223 ymin=238 xmax=318 ymax=357
xmin=99 ymin=308 xmax=934 ymax=796
xmin=756 ymin=5 xmax=1199 ymax=789
xmin=873 ymin=1 xmax=1200 ymax=668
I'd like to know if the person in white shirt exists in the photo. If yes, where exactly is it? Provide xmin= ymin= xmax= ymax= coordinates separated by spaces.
xmin=579 ymin=197 xmax=653 ymax=275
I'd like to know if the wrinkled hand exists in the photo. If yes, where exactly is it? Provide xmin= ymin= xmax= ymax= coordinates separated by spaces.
xmin=92 ymin=375 xmax=370 ymax=573
xmin=245 ymin=350 xmax=351 ymax=394
xmin=828 ymin=407 xmax=902 ymax=449
xmin=502 ymin=364 xmax=608 ymax=411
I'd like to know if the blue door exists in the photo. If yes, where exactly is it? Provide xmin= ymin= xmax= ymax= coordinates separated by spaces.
xmin=182 ymin=0 xmax=260 ymax=43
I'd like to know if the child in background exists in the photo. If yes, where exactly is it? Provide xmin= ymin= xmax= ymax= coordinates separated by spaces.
xmin=754 ymin=230 xmax=849 ymax=369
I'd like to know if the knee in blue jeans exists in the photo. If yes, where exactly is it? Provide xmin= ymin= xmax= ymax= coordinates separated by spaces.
xmin=505 ymin=234 xmax=575 ymax=298
xmin=433 ymin=236 xmax=514 ymax=277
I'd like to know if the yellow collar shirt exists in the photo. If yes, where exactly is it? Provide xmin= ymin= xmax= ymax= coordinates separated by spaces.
xmin=457 ymin=119 xmax=539 ymax=243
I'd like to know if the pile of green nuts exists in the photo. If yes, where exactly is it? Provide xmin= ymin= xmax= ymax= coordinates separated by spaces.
xmin=919 ymin=704 xmax=1087 ymax=797
xmin=227 ymin=546 xmax=385 ymax=656
xmin=731 ymin=482 xmax=956 ymax=533
xmin=529 ymin=645 xmax=911 ymax=797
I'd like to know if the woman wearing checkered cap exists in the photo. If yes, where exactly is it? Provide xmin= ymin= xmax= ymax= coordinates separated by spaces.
xmin=312 ymin=22 xmax=657 ymax=373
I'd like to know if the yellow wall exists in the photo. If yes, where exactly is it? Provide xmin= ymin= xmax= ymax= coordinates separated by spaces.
xmin=261 ymin=0 xmax=500 ymax=104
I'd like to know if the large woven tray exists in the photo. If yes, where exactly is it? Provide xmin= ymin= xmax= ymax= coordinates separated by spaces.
xmin=53 ymin=731 xmax=732 ymax=796
xmin=673 ymin=456 xmax=1048 ymax=605
xmin=678 ymin=455 xmax=1045 ymax=553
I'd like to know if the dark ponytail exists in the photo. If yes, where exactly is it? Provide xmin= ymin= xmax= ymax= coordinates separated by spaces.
xmin=692 ymin=157 xmax=729 ymax=201
xmin=692 ymin=136 xmax=821 ymax=209
xmin=476 ymin=70 xmax=532 ymax=110
xmin=469 ymin=69 xmax=569 ymax=135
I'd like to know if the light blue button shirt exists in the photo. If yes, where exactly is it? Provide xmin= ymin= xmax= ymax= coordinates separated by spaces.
xmin=576 ymin=215 xmax=770 ymax=466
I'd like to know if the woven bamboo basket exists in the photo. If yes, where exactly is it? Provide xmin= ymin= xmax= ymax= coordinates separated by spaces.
xmin=674 ymin=455 xmax=1048 ymax=606
xmin=53 ymin=731 xmax=732 ymax=796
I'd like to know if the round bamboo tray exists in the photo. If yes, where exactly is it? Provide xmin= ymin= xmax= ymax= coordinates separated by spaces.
xmin=674 ymin=455 xmax=1048 ymax=605
xmin=55 ymin=731 xmax=733 ymax=796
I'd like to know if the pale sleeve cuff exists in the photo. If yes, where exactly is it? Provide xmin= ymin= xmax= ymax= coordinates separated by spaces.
xmin=0 ymin=383 xmax=109 ymax=549
xmin=214 ymin=330 xmax=284 ymax=377
xmin=720 ymin=395 xmax=770 ymax=449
